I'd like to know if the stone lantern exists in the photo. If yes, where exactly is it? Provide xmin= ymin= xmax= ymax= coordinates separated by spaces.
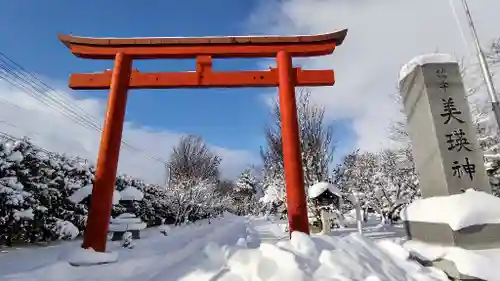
xmin=109 ymin=186 xmax=146 ymax=241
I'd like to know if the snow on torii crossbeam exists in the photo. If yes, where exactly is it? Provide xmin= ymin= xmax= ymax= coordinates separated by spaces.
xmin=59 ymin=29 xmax=347 ymax=253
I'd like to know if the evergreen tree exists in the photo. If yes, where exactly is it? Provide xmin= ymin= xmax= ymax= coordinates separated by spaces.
xmin=233 ymin=169 xmax=259 ymax=215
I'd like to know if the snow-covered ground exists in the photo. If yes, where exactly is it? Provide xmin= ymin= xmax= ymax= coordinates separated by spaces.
xmin=0 ymin=215 xmax=247 ymax=281
xmin=0 ymin=214 xmax=454 ymax=281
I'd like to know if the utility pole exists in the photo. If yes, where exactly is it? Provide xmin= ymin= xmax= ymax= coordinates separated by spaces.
xmin=460 ymin=0 xmax=500 ymax=131
xmin=164 ymin=163 xmax=170 ymax=189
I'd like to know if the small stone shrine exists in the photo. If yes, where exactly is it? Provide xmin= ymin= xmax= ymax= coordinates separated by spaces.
xmin=308 ymin=182 xmax=342 ymax=234
xmin=308 ymin=182 xmax=342 ymax=207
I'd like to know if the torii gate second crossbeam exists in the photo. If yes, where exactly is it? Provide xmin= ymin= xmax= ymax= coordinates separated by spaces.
xmin=58 ymin=29 xmax=348 ymax=252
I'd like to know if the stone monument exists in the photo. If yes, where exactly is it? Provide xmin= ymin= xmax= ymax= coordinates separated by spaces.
xmin=399 ymin=54 xmax=490 ymax=197
xmin=399 ymin=54 xmax=500 ymax=280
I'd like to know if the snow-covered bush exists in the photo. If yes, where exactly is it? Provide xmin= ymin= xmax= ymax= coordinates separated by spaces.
xmin=0 ymin=136 xmax=229 ymax=246
xmin=331 ymin=147 xmax=419 ymax=223
xmin=472 ymin=106 xmax=500 ymax=196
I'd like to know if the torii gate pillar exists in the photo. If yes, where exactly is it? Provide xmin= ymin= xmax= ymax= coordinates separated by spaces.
xmin=276 ymin=51 xmax=309 ymax=232
xmin=82 ymin=53 xmax=132 ymax=250
xmin=59 ymin=29 xmax=347 ymax=252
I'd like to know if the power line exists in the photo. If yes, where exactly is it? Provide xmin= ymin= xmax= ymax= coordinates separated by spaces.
xmin=0 ymin=53 xmax=104 ymax=130
xmin=448 ymin=0 xmax=471 ymax=57
xmin=0 ymin=51 xmax=168 ymax=165
xmin=0 ymin=58 xmax=103 ymax=132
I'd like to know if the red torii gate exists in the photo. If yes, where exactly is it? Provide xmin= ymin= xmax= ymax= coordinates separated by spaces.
xmin=58 ymin=29 xmax=347 ymax=252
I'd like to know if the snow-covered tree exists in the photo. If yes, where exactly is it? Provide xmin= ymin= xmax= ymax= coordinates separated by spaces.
xmin=235 ymin=169 xmax=257 ymax=194
xmin=232 ymin=169 xmax=259 ymax=215
xmin=373 ymin=147 xmax=419 ymax=222
xmin=471 ymin=104 xmax=500 ymax=196
xmin=466 ymin=40 xmax=500 ymax=196
xmin=168 ymin=135 xmax=221 ymax=186
xmin=167 ymin=179 xmax=206 ymax=225
xmin=332 ymin=150 xmax=382 ymax=217
xmin=487 ymin=37 xmax=500 ymax=65
xmin=260 ymin=89 xmax=336 ymax=209
xmin=331 ymin=150 xmax=362 ymax=213
xmin=135 ymin=183 xmax=174 ymax=225
xmin=209 ymin=179 xmax=237 ymax=218
xmin=332 ymin=147 xmax=419 ymax=224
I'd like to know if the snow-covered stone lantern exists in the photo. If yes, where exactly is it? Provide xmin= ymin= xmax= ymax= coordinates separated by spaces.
xmin=109 ymin=186 xmax=146 ymax=241
xmin=308 ymin=182 xmax=343 ymax=234
xmin=118 ymin=185 xmax=144 ymax=213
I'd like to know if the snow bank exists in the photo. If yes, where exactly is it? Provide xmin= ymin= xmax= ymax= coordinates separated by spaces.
xmin=400 ymin=189 xmax=500 ymax=230
xmin=308 ymin=182 xmax=341 ymax=199
xmin=404 ymin=240 xmax=500 ymax=281
xmin=181 ymin=231 xmax=448 ymax=281
xmin=399 ymin=53 xmax=458 ymax=82
xmin=55 ymin=220 xmax=80 ymax=239
xmin=1 ymin=215 xmax=247 ymax=281
xmin=0 ymin=215 xmax=452 ymax=281
xmin=67 ymin=248 xmax=118 ymax=266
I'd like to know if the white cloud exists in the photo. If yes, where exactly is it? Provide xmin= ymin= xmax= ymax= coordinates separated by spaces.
xmin=249 ymin=0 xmax=500 ymax=152
xmin=0 ymin=81 xmax=257 ymax=184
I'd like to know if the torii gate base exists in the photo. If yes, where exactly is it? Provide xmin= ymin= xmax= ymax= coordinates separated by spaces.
xmin=59 ymin=30 xmax=347 ymax=252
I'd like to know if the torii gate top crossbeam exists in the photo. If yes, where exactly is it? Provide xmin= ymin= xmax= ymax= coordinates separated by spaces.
xmin=58 ymin=29 xmax=347 ymax=59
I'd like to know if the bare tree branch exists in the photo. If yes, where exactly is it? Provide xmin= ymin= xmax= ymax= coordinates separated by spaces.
xmin=261 ymin=88 xmax=336 ymax=189
xmin=487 ymin=38 xmax=500 ymax=66
xmin=168 ymin=135 xmax=221 ymax=186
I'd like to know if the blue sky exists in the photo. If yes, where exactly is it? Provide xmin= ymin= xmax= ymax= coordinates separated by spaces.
xmin=0 ymin=0 xmax=356 ymax=168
